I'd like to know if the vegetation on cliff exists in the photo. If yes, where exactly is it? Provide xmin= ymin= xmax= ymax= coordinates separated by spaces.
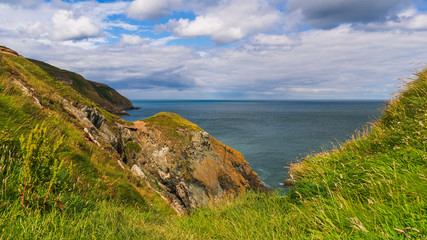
xmin=1 ymin=46 xmax=426 ymax=239
xmin=0 ymin=48 xmax=174 ymax=238
xmin=163 ymin=69 xmax=426 ymax=239
xmin=1 ymin=47 xmax=267 ymax=238
xmin=27 ymin=58 xmax=136 ymax=116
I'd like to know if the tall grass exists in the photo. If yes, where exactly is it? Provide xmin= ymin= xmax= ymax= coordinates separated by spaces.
xmin=158 ymin=70 xmax=427 ymax=239
xmin=1 ymin=53 xmax=174 ymax=239
xmin=1 ymin=51 xmax=426 ymax=239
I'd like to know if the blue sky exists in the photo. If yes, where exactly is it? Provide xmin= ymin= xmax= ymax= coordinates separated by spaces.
xmin=1 ymin=0 xmax=427 ymax=99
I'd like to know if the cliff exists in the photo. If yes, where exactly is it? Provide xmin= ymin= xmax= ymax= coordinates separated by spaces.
xmin=1 ymin=46 xmax=425 ymax=239
xmin=123 ymin=113 xmax=267 ymax=210
xmin=0 ymin=47 xmax=267 ymax=213
xmin=27 ymin=58 xmax=137 ymax=116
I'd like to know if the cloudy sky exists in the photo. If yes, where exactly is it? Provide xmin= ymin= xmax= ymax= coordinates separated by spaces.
xmin=1 ymin=0 xmax=427 ymax=99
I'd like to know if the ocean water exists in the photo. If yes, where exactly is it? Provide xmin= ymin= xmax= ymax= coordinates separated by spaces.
xmin=122 ymin=100 xmax=386 ymax=188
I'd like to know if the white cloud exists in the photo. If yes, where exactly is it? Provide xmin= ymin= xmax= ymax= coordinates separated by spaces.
xmin=107 ymin=21 xmax=139 ymax=31
xmin=26 ymin=21 xmax=49 ymax=38
xmin=250 ymin=33 xmax=297 ymax=46
xmin=0 ymin=1 xmax=129 ymax=43
xmin=150 ymin=36 xmax=178 ymax=46
xmin=0 ymin=3 xmax=53 ymax=32
xmin=1 ymin=0 xmax=427 ymax=100
xmin=51 ymin=10 xmax=101 ymax=40
xmin=4 ymin=23 xmax=427 ymax=100
xmin=120 ymin=34 xmax=148 ymax=45
xmin=127 ymin=0 xmax=182 ymax=20
xmin=161 ymin=0 xmax=283 ymax=44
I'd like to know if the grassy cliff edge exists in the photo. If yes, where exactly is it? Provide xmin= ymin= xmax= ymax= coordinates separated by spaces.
xmin=164 ymin=69 xmax=426 ymax=239
xmin=1 ymin=46 xmax=426 ymax=239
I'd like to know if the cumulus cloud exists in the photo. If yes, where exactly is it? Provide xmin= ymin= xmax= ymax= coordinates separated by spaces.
xmin=4 ymin=22 xmax=427 ymax=100
xmin=0 ymin=1 xmax=128 ymax=43
xmin=151 ymin=36 xmax=178 ymax=46
xmin=160 ymin=0 xmax=283 ymax=44
xmin=120 ymin=34 xmax=149 ymax=45
xmin=51 ymin=10 xmax=101 ymax=41
xmin=2 ymin=0 xmax=427 ymax=100
xmin=26 ymin=21 xmax=49 ymax=38
xmin=286 ymin=0 xmax=411 ymax=28
xmin=0 ymin=3 xmax=52 ymax=32
xmin=127 ymin=0 xmax=182 ymax=20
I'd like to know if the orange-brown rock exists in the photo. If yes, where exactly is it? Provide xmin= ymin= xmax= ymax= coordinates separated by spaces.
xmin=120 ymin=112 xmax=269 ymax=212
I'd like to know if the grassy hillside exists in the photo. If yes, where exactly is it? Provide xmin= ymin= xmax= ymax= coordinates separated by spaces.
xmin=1 ymin=46 xmax=426 ymax=239
xmin=27 ymin=58 xmax=136 ymax=116
xmin=0 ymin=49 xmax=174 ymax=238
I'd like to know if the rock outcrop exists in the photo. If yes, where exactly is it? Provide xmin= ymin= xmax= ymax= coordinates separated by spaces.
xmin=2 ymin=47 xmax=268 ymax=213
xmin=120 ymin=113 xmax=268 ymax=211
xmin=65 ymin=105 xmax=268 ymax=212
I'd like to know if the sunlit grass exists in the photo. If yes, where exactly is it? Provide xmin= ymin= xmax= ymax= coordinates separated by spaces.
xmin=160 ymin=70 xmax=427 ymax=239
xmin=1 ymin=51 xmax=426 ymax=239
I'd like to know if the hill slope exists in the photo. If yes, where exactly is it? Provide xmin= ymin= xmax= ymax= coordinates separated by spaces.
xmin=27 ymin=58 xmax=137 ymax=116
xmin=1 ymin=46 xmax=425 ymax=239
xmin=0 ymin=47 xmax=267 ymax=238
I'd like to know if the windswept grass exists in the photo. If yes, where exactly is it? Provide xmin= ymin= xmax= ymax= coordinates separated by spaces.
xmin=1 ymin=49 xmax=426 ymax=239
xmin=0 ymin=198 xmax=168 ymax=239
xmin=1 ymin=52 xmax=174 ymax=239
xmin=159 ymin=70 xmax=427 ymax=239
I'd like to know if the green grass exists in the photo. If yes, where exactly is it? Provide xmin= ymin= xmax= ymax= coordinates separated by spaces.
xmin=28 ymin=58 xmax=134 ymax=114
xmin=0 ymin=53 xmax=174 ymax=238
xmin=1 ymin=50 xmax=426 ymax=239
xmin=161 ymin=70 xmax=426 ymax=239
xmin=144 ymin=112 xmax=204 ymax=142
xmin=0 ymin=199 xmax=168 ymax=239
xmin=145 ymin=112 xmax=204 ymax=133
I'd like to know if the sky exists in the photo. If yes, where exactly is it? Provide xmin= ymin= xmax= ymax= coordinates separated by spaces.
xmin=1 ymin=0 xmax=427 ymax=100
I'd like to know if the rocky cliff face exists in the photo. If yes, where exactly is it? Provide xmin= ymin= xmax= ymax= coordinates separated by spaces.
xmin=71 ymin=107 xmax=268 ymax=212
xmin=120 ymin=113 xmax=268 ymax=211
xmin=2 ymin=47 xmax=268 ymax=213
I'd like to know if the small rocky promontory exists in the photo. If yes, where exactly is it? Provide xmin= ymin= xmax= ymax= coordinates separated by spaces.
xmin=121 ymin=112 xmax=269 ymax=211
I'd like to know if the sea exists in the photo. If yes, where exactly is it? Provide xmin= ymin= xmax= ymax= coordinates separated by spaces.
xmin=122 ymin=100 xmax=386 ymax=189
